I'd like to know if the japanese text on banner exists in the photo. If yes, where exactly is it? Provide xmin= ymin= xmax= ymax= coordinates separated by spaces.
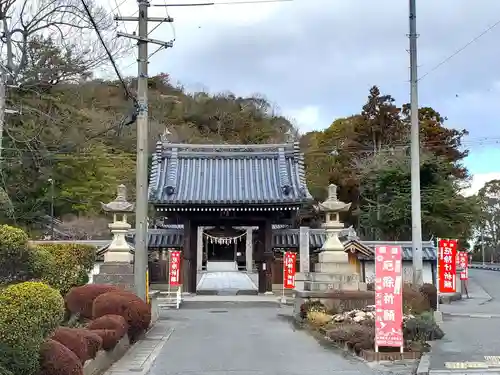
xmin=438 ymin=239 xmax=457 ymax=293
xmin=458 ymin=251 xmax=469 ymax=281
xmin=283 ymin=252 xmax=296 ymax=289
xmin=375 ymin=246 xmax=403 ymax=348
xmin=169 ymin=250 xmax=181 ymax=286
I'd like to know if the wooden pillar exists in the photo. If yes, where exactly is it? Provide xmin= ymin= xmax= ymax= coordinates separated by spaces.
xmin=263 ymin=219 xmax=273 ymax=293
xmin=182 ymin=218 xmax=192 ymax=292
xmin=257 ymin=224 xmax=266 ymax=293
xmin=189 ymin=222 xmax=198 ymax=293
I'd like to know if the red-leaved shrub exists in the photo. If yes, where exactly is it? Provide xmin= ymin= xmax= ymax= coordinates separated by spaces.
xmin=38 ymin=339 xmax=83 ymax=375
xmin=93 ymin=291 xmax=151 ymax=342
xmin=87 ymin=314 xmax=128 ymax=337
xmin=89 ymin=329 xmax=123 ymax=351
xmin=50 ymin=327 xmax=102 ymax=363
xmin=86 ymin=314 xmax=128 ymax=350
xmin=65 ymin=284 xmax=122 ymax=319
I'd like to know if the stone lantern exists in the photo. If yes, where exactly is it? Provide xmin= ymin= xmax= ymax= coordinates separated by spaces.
xmin=318 ymin=184 xmax=351 ymax=254
xmin=100 ymin=184 xmax=135 ymax=263
xmin=310 ymin=184 xmax=360 ymax=290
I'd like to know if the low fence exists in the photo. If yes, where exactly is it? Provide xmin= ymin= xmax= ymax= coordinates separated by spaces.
xmin=469 ymin=262 xmax=500 ymax=271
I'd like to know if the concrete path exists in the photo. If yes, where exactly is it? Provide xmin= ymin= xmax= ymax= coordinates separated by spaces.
xmin=142 ymin=305 xmax=405 ymax=375
xmin=429 ymin=269 xmax=500 ymax=374
xmin=197 ymin=271 xmax=258 ymax=295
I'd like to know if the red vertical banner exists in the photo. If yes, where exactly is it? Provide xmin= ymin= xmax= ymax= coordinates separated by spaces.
xmin=375 ymin=246 xmax=403 ymax=349
xmin=438 ymin=239 xmax=457 ymax=293
xmin=458 ymin=251 xmax=469 ymax=280
xmin=169 ymin=250 xmax=181 ymax=286
xmin=283 ymin=252 xmax=296 ymax=289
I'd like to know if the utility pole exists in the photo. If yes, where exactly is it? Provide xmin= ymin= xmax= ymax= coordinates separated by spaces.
xmin=0 ymin=71 xmax=5 ymax=166
xmin=409 ymin=0 xmax=423 ymax=286
xmin=481 ymin=229 xmax=485 ymax=265
xmin=116 ymin=1 xmax=173 ymax=301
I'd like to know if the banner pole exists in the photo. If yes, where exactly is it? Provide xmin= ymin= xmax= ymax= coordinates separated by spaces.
xmin=167 ymin=250 xmax=172 ymax=299
xmin=436 ymin=238 xmax=440 ymax=312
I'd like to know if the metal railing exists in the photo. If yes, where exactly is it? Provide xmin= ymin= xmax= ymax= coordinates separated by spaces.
xmin=469 ymin=262 xmax=500 ymax=271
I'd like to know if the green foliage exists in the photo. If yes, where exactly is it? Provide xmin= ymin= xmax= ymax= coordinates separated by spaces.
xmin=302 ymin=85 xmax=476 ymax=242
xmin=0 ymin=282 xmax=65 ymax=375
xmin=403 ymin=313 xmax=444 ymax=342
xmin=33 ymin=243 xmax=96 ymax=294
xmin=0 ymin=225 xmax=34 ymax=283
xmin=1 ymin=72 xmax=295 ymax=227
xmin=474 ymin=180 xmax=500 ymax=261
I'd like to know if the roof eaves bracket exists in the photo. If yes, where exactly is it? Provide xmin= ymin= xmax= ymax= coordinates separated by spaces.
xmin=165 ymin=147 xmax=178 ymax=196
xmin=278 ymin=147 xmax=292 ymax=195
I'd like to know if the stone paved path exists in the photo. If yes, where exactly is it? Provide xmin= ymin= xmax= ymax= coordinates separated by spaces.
xmin=144 ymin=305 xmax=410 ymax=375
xmin=429 ymin=269 xmax=500 ymax=374
xmin=197 ymin=271 xmax=257 ymax=294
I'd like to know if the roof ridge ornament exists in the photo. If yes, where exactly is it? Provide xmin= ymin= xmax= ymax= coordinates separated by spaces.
xmin=285 ymin=129 xmax=296 ymax=143
xmin=160 ymin=126 xmax=171 ymax=144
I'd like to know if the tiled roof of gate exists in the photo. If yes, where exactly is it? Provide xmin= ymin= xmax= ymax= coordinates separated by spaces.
xmin=360 ymin=241 xmax=437 ymax=261
xmin=148 ymin=141 xmax=313 ymax=206
xmin=121 ymin=229 xmax=435 ymax=260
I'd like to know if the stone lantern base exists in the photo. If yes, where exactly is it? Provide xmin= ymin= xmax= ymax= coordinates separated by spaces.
xmin=93 ymin=262 xmax=135 ymax=292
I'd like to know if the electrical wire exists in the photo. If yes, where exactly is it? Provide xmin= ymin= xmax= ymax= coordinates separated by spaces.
xmin=419 ymin=18 xmax=500 ymax=81
xmin=80 ymin=0 xmax=135 ymax=101
xmin=151 ymin=0 xmax=293 ymax=6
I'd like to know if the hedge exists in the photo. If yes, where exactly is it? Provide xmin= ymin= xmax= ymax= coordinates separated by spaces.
xmin=0 ymin=281 xmax=65 ymax=375
xmin=87 ymin=314 xmax=128 ymax=336
xmin=34 ymin=243 xmax=96 ymax=295
xmin=38 ymin=339 xmax=83 ymax=375
xmin=51 ymin=327 xmax=102 ymax=363
xmin=87 ymin=314 xmax=128 ymax=350
xmin=90 ymin=329 xmax=124 ymax=351
xmin=0 ymin=225 xmax=32 ymax=283
xmin=93 ymin=291 xmax=151 ymax=341
xmin=66 ymin=284 xmax=122 ymax=319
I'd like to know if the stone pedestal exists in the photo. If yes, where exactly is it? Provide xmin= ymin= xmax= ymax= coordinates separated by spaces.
xmin=93 ymin=262 xmax=135 ymax=292
xmin=104 ymin=221 xmax=133 ymax=263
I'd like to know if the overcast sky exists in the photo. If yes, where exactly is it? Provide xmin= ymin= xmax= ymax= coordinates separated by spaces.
xmin=108 ymin=0 xmax=500 ymax=194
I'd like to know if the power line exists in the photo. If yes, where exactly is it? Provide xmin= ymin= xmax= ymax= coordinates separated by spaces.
xmin=419 ymin=18 xmax=500 ymax=81
xmin=80 ymin=0 xmax=135 ymax=100
xmin=150 ymin=0 xmax=293 ymax=6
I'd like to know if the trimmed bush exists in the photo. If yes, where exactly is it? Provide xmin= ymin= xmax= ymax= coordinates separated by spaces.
xmin=87 ymin=314 xmax=128 ymax=337
xmin=0 ymin=281 xmax=65 ymax=375
xmin=403 ymin=284 xmax=430 ymax=314
xmin=66 ymin=284 xmax=122 ymax=319
xmin=34 ymin=243 xmax=96 ymax=295
xmin=0 ymin=281 xmax=65 ymax=337
xmin=419 ymin=283 xmax=438 ymax=311
xmin=78 ymin=329 xmax=103 ymax=359
xmin=51 ymin=327 xmax=102 ymax=363
xmin=0 ymin=225 xmax=33 ymax=283
xmin=38 ymin=339 xmax=83 ymax=375
xmin=93 ymin=291 xmax=151 ymax=341
xmin=90 ymin=329 xmax=123 ymax=351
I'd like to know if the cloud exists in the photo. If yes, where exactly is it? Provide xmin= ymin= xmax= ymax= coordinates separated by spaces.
xmin=107 ymin=0 xmax=500 ymax=172
xmin=287 ymin=105 xmax=321 ymax=133
xmin=462 ymin=173 xmax=500 ymax=197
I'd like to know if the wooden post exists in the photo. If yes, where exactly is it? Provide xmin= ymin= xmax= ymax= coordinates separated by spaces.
xmin=264 ymin=219 xmax=273 ymax=293
xmin=182 ymin=218 xmax=192 ymax=293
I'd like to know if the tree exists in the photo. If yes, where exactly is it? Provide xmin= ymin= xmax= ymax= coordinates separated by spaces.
xmin=302 ymin=85 xmax=476 ymax=241
xmin=475 ymin=180 xmax=500 ymax=261
xmin=0 ymin=0 xmax=124 ymax=86
xmin=0 ymin=72 xmax=297 ymax=228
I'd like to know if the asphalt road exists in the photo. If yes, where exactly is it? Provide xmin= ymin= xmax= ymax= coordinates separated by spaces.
xmin=429 ymin=269 xmax=500 ymax=374
xmin=147 ymin=305 xmax=412 ymax=375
